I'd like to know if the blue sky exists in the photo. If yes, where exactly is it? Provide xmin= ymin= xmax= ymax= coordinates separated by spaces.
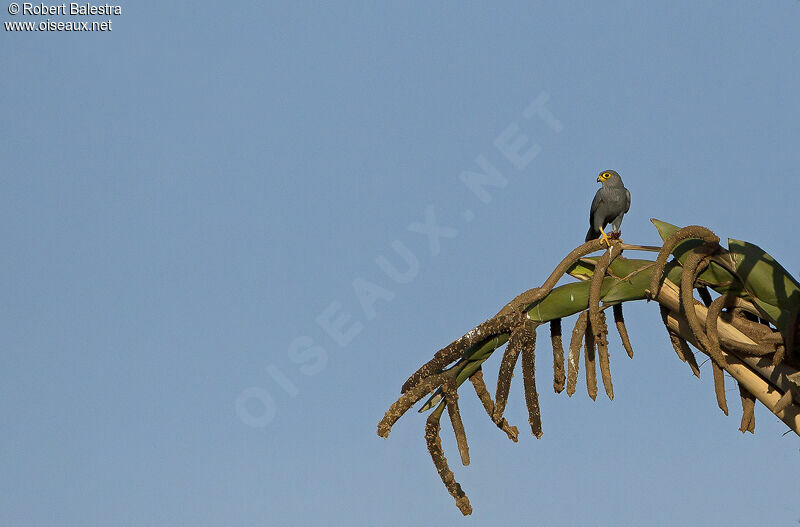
xmin=2 ymin=2 xmax=800 ymax=525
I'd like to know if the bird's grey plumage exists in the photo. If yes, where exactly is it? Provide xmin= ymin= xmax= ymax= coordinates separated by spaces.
xmin=585 ymin=170 xmax=631 ymax=242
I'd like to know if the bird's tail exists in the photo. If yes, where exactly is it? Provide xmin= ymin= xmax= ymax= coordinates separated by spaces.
xmin=585 ymin=226 xmax=597 ymax=242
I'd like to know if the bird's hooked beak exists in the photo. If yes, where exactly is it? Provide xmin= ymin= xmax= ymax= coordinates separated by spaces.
xmin=596 ymin=175 xmax=602 ymax=182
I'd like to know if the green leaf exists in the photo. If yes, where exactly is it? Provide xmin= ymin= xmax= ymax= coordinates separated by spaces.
xmin=525 ymin=278 xmax=614 ymax=322
xmin=727 ymin=239 xmax=800 ymax=333
xmin=566 ymin=259 xmax=596 ymax=281
xmin=751 ymin=298 xmax=785 ymax=327
xmin=603 ymin=263 xmax=655 ymax=303
xmin=568 ymin=257 xmax=654 ymax=303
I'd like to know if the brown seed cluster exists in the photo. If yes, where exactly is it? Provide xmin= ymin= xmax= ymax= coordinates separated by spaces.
xmin=378 ymin=226 xmax=799 ymax=515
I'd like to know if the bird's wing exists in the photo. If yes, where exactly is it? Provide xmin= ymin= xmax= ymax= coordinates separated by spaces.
xmin=624 ymin=188 xmax=631 ymax=213
xmin=589 ymin=189 xmax=602 ymax=223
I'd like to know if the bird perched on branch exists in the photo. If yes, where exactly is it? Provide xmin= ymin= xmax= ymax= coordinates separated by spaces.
xmin=585 ymin=170 xmax=631 ymax=246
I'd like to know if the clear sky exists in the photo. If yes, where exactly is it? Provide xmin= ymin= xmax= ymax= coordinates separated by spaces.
xmin=2 ymin=2 xmax=800 ymax=526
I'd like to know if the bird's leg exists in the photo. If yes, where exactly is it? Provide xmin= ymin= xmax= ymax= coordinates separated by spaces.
xmin=599 ymin=226 xmax=611 ymax=247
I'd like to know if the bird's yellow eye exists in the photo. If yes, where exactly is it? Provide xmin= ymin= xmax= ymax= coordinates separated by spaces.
xmin=601 ymin=172 xmax=609 ymax=180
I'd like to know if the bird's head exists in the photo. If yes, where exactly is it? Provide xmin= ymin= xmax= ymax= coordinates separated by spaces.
xmin=597 ymin=170 xmax=622 ymax=186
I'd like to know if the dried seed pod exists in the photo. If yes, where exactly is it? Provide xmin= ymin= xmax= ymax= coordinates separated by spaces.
xmin=584 ymin=323 xmax=598 ymax=401
xmin=442 ymin=379 xmax=470 ymax=466
xmin=670 ymin=331 xmax=701 ymax=377
xmin=425 ymin=403 xmax=472 ymax=515
xmin=469 ymin=369 xmax=519 ymax=441
xmin=379 ymin=372 xmax=448 ymax=438
xmin=649 ymin=225 xmax=719 ymax=299
xmin=706 ymin=293 xmax=775 ymax=359
xmin=712 ymin=361 xmax=728 ymax=416
xmin=551 ymin=318 xmax=566 ymax=393
xmin=659 ymin=305 xmax=700 ymax=377
xmin=588 ymin=244 xmax=619 ymax=338
xmin=520 ymin=321 xmax=542 ymax=438
xmin=596 ymin=312 xmax=614 ymax=400
xmin=402 ymin=313 xmax=520 ymax=393
xmin=613 ymin=304 xmax=634 ymax=359
xmin=705 ymin=294 xmax=731 ymax=365
xmin=738 ymin=383 xmax=756 ymax=434
xmin=401 ymin=348 xmax=460 ymax=394
xmin=567 ymin=311 xmax=588 ymax=397
xmin=493 ymin=327 xmax=524 ymax=421
xmin=680 ymin=246 xmax=718 ymax=359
